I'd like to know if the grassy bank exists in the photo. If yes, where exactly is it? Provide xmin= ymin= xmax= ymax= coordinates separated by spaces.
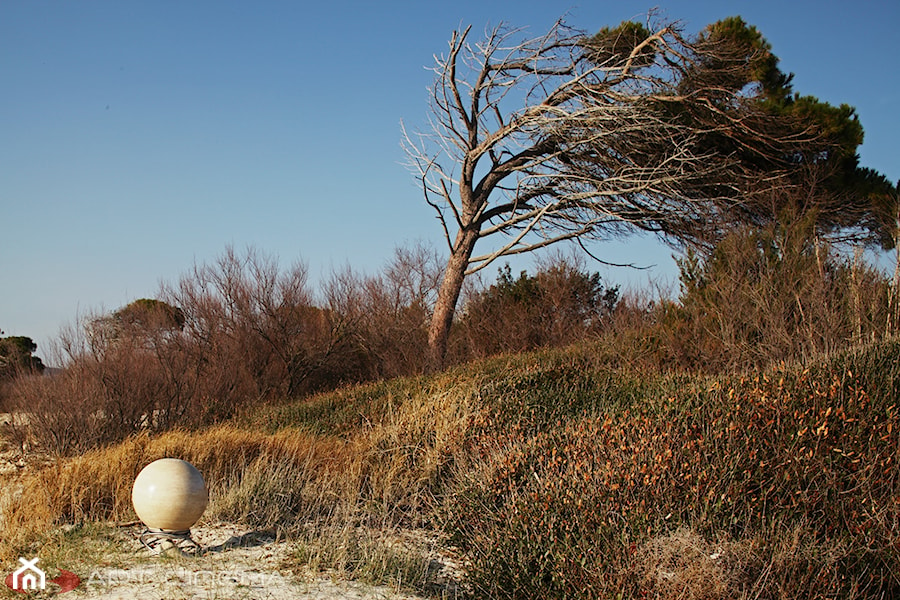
xmin=2 ymin=340 xmax=899 ymax=598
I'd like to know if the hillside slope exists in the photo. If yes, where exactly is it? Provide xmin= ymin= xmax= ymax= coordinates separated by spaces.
xmin=2 ymin=340 xmax=899 ymax=598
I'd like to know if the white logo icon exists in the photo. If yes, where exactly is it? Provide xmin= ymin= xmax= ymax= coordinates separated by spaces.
xmin=12 ymin=557 xmax=46 ymax=591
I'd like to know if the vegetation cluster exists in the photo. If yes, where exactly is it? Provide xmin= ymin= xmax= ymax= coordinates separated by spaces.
xmin=1 ymin=338 xmax=898 ymax=598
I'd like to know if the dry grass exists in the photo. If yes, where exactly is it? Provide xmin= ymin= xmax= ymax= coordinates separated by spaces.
xmin=628 ymin=525 xmax=856 ymax=599
xmin=0 ymin=371 xmax=478 ymax=573
xmin=287 ymin=522 xmax=451 ymax=593
xmin=634 ymin=528 xmax=747 ymax=599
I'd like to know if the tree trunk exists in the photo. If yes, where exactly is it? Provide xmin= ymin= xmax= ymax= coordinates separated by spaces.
xmin=889 ymin=217 xmax=900 ymax=337
xmin=428 ymin=228 xmax=480 ymax=370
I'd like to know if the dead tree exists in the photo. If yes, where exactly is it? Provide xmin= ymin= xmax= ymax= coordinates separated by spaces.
xmin=404 ymin=17 xmax=828 ymax=368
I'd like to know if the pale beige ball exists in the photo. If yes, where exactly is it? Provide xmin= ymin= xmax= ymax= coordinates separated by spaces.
xmin=132 ymin=458 xmax=208 ymax=531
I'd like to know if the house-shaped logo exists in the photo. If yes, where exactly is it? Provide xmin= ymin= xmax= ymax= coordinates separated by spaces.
xmin=11 ymin=557 xmax=45 ymax=591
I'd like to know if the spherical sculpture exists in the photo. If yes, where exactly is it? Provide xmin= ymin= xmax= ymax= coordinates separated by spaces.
xmin=132 ymin=458 xmax=208 ymax=532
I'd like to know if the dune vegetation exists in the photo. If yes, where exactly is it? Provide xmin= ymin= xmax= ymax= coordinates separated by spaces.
xmin=2 ymin=335 xmax=899 ymax=598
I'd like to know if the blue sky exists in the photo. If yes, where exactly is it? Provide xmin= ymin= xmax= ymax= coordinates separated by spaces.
xmin=2 ymin=0 xmax=898 ymax=359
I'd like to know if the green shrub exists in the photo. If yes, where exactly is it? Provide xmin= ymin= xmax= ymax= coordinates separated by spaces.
xmin=653 ymin=215 xmax=892 ymax=372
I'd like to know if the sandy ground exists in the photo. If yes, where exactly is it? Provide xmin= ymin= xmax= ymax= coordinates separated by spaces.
xmin=69 ymin=524 xmax=435 ymax=600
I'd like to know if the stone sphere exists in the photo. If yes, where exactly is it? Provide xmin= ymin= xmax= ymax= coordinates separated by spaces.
xmin=132 ymin=458 xmax=208 ymax=531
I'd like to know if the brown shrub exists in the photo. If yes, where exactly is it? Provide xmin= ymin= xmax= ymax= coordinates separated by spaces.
xmin=6 ymin=247 xmax=378 ymax=456
xmin=336 ymin=242 xmax=442 ymax=379
xmin=160 ymin=245 xmax=360 ymax=400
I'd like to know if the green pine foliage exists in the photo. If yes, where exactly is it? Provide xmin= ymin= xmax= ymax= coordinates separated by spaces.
xmin=0 ymin=335 xmax=44 ymax=380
